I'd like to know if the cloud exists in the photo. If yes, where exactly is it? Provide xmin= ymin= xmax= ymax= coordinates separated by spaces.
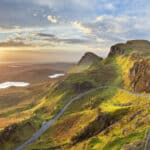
xmin=31 ymin=31 xmax=90 ymax=46
xmin=62 ymin=38 xmax=89 ymax=44
xmin=96 ymin=38 xmax=105 ymax=42
xmin=34 ymin=32 xmax=55 ymax=38
xmin=73 ymin=14 xmax=150 ymax=47
xmin=35 ymin=32 xmax=89 ymax=45
xmin=0 ymin=0 xmax=150 ymax=59
xmin=47 ymin=15 xmax=58 ymax=23
xmin=33 ymin=13 xmax=37 ymax=17
xmin=96 ymin=16 xmax=105 ymax=22
xmin=104 ymin=3 xmax=115 ymax=10
xmin=0 ymin=39 xmax=32 ymax=47
xmin=72 ymin=21 xmax=92 ymax=34
xmin=0 ymin=26 xmax=46 ymax=34
xmin=0 ymin=26 xmax=21 ymax=33
xmin=87 ymin=15 xmax=134 ymax=36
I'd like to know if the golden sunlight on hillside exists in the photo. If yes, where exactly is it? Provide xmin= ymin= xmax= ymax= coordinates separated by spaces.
xmin=0 ymin=0 xmax=150 ymax=149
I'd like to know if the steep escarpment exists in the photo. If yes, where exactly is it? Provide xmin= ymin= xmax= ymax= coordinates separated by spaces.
xmin=108 ymin=40 xmax=150 ymax=93
xmin=108 ymin=40 xmax=150 ymax=57
xmin=130 ymin=59 xmax=150 ymax=92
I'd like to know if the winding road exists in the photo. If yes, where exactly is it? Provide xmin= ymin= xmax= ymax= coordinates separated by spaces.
xmin=144 ymin=130 xmax=150 ymax=150
xmin=15 ymin=86 xmax=150 ymax=150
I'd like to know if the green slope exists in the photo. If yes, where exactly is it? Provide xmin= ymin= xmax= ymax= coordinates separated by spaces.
xmin=0 ymin=40 xmax=150 ymax=150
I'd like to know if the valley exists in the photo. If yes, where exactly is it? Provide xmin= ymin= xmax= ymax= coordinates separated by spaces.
xmin=0 ymin=40 xmax=149 ymax=150
xmin=0 ymin=0 xmax=149 ymax=149
xmin=0 ymin=63 xmax=73 ymax=129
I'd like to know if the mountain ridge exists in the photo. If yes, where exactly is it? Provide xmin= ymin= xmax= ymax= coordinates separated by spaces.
xmin=108 ymin=40 xmax=150 ymax=57
xmin=78 ymin=52 xmax=103 ymax=66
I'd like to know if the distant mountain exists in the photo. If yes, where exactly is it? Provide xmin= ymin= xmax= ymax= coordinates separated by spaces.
xmin=78 ymin=52 xmax=103 ymax=66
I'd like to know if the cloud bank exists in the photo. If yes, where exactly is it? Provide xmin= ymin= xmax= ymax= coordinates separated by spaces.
xmin=0 ymin=0 xmax=150 ymax=62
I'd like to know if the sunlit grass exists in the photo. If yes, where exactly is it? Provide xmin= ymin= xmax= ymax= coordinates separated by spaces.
xmin=116 ymin=54 xmax=135 ymax=89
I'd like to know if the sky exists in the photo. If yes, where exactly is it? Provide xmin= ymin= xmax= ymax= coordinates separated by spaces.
xmin=0 ymin=0 xmax=150 ymax=63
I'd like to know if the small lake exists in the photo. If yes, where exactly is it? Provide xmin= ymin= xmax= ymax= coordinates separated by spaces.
xmin=9 ymin=65 xmax=22 ymax=68
xmin=48 ymin=73 xmax=65 ymax=79
xmin=0 ymin=82 xmax=30 ymax=89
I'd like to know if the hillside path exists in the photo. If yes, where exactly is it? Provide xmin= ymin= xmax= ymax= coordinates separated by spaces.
xmin=15 ymin=86 xmax=150 ymax=150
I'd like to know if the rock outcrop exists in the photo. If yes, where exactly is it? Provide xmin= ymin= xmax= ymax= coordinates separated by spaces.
xmin=108 ymin=43 xmax=125 ymax=56
xmin=108 ymin=40 xmax=150 ymax=93
xmin=129 ymin=59 xmax=150 ymax=93
xmin=72 ymin=81 xmax=95 ymax=93
xmin=108 ymin=40 xmax=150 ymax=57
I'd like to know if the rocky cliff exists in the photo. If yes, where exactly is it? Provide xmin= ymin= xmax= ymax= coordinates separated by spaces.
xmin=108 ymin=40 xmax=150 ymax=93
xmin=108 ymin=40 xmax=150 ymax=57
xmin=129 ymin=59 xmax=150 ymax=92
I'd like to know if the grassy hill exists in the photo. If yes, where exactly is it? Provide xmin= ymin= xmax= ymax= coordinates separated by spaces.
xmin=0 ymin=40 xmax=150 ymax=150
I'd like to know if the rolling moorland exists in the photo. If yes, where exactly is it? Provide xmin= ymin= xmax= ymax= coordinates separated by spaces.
xmin=0 ymin=63 xmax=73 ymax=129
xmin=0 ymin=40 xmax=150 ymax=150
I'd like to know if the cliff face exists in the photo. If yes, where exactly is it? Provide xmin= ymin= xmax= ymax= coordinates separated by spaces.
xmin=129 ymin=59 xmax=150 ymax=93
xmin=108 ymin=40 xmax=150 ymax=57
xmin=108 ymin=40 xmax=150 ymax=93
xmin=108 ymin=43 xmax=125 ymax=56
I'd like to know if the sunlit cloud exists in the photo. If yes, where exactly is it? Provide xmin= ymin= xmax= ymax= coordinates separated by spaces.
xmin=0 ymin=39 xmax=33 ymax=47
xmin=0 ymin=0 xmax=149 ymax=62
xmin=96 ymin=16 xmax=105 ymax=22
xmin=72 ymin=21 xmax=92 ymax=34
xmin=33 ymin=13 xmax=37 ymax=17
xmin=47 ymin=15 xmax=58 ymax=24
